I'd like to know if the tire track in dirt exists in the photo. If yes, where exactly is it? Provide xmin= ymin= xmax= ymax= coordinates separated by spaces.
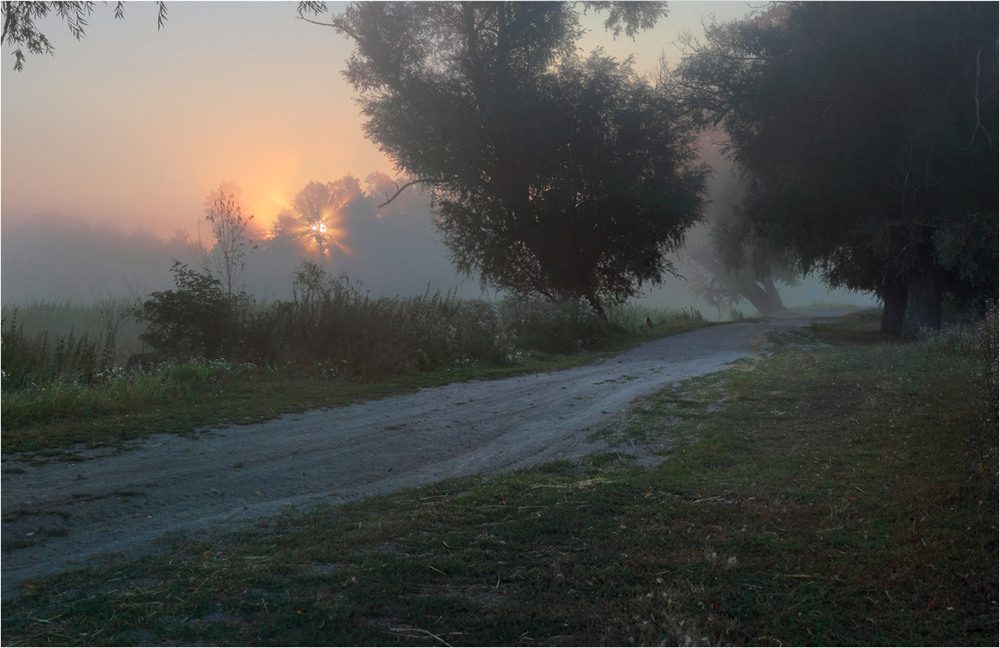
xmin=1 ymin=314 xmax=842 ymax=599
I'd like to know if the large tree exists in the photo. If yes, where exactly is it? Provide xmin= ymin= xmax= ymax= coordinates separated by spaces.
xmin=680 ymin=163 xmax=799 ymax=317
xmin=306 ymin=2 xmax=707 ymax=315
xmin=673 ymin=2 xmax=998 ymax=338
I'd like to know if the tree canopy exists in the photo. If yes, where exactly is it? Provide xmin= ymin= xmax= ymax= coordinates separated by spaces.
xmin=674 ymin=2 xmax=998 ymax=338
xmin=313 ymin=1 xmax=706 ymax=315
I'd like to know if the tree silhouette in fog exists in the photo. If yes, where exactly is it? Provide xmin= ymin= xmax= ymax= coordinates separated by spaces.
xmin=312 ymin=2 xmax=706 ymax=316
xmin=272 ymin=179 xmax=362 ymax=265
xmin=674 ymin=2 xmax=998 ymax=338
xmin=198 ymin=183 xmax=257 ymax=298
xmin=680 ymin=164 xmax=799 ymax=317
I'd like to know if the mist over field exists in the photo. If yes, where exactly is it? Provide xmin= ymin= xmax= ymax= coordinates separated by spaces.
xmin=0 ymin=1 xmax=873 ymax=316
xmin=0 ymin=199 xmax=873 ymax=314
xmin=1 ymin=203 xmax=470 ymax=303
xmin=1 ymin=155 xmax=875 ymax=315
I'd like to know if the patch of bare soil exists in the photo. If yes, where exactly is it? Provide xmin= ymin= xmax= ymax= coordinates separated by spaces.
xmin=0 ymin=312 xmax=849 ymax=599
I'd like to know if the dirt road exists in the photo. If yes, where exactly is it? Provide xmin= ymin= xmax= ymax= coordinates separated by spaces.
xmin=1 ymin=313 xmax=841 ymax=599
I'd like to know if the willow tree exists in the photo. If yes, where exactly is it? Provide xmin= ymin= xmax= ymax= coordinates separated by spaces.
xmin=1 ymin=1 xmax=167 ymax=70
xmin=674 ymin=2 xmax=998 ymax=338
xmin=304 ymin=2 xmax=707 ymax=315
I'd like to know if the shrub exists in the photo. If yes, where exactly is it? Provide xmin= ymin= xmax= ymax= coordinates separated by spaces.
xmin=133 ymin=261 xmax=252 ymax=360
xmin=502 ymin=297 xmax=611 ymax=353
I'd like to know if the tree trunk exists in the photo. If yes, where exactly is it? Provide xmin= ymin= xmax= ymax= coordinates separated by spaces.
xmin=738 ymin=278 xmax=786 ymax=315
xmin=880 ymin=274 xmax=907 ymax=336
xmin=900 ymin=263 xmax=944 ymax=341
xmin=760 ymin=276 xmax=787 ymax=313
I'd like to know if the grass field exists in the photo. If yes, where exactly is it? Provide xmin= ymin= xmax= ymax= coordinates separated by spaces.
xmin=2 ymin=309 xmax=996 ymax=646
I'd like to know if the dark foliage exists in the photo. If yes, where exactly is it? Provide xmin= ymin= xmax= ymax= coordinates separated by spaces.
xmin=674 ymin=2 xmax=998 ymax=338
xmin=1 ymin=0 xmax=167 ymax=70
xmin=133 ymin=261 xmax=249 ymax=360
xmin=322 ymin=2 xmax=706 ymax=315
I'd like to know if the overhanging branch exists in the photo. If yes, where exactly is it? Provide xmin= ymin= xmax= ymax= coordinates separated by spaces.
xmin=376 ymin=178 xmax=435 ymax=208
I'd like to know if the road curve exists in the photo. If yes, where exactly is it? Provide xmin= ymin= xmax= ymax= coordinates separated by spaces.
xmin=1 ymin=313 xmax=841 ymax=599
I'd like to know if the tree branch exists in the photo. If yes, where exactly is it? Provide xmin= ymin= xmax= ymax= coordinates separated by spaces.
xmin=296 ymin=13 xmax=337 ymax=29
xmin=969 ymin=45 xmax=993 ymax=149
xmin=376 ymin=178 xmax=435 ymax=208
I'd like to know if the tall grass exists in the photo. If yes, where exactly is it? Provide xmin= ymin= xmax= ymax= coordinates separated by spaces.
xmin=2 ymin=265 xmax=708 ymax=437
xmin=252 ymin=276 xmax=515 ymax=377
xmin=1 ymin=299 xmax=145 ymax=388
xmin=606 ymin=301 xmax=705 ymax=335
xmin=500 ymin=297 xmax=610 ymax=353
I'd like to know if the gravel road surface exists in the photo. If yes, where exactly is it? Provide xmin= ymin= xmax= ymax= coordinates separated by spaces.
xmin=1 ymin=312 xmax=843 ymax=599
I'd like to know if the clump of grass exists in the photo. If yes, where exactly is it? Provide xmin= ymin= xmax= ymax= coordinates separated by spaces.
xmin=919 ymin=300 xmax=998 ymax=473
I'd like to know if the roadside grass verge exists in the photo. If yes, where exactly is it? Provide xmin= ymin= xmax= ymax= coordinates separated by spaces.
xmin=0 ymin=354 xmax=588 ymax=459
xmin=1 ymin=315 xmax=712 ymax=460
xmin=3 ymin=313 xmax=995 ymax=646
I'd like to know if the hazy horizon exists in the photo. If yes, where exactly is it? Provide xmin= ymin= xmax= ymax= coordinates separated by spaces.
xmin=1 ymin=1 xmax=875 ymax=312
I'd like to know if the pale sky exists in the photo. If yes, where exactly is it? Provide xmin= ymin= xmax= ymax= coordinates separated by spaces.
xmin=1 ymin=1 xmax=758 ymax=239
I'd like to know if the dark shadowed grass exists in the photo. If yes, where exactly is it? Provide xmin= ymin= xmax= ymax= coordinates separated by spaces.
xmin=3 ymin=312 xmax=996 ymax=646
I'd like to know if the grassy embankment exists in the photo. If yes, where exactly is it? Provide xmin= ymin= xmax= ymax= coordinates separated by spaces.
xmin=2 ymin=308 xmax=996 ymax=646
xmin=1 ymin=298 xmax=708 ymax=459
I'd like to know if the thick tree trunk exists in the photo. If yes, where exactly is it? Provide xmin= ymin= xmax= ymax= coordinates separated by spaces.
xmin=900 ymin=264 xmax=944 ymax=341
xmin=738 ymin=278 xmax=786 ymax=315
xmin=760 ymin=276 xmax=787 ymax=313
xmin=880 ymin=274 xmax=907 ymax=336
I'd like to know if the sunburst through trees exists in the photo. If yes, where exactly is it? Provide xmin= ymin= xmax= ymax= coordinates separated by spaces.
xmin=271 ymin=179 xmax=361 ymax=264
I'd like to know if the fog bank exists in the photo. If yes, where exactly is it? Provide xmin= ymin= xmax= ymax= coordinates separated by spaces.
xmin=2 ymin=209 xmax=875 ymax=315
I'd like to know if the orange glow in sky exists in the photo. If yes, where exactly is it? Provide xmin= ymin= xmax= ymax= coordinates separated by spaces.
xmin=2 ymin=2 xmax=758 ymax=240
xmin=1 ymin=2 xmax=397 ymax=239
